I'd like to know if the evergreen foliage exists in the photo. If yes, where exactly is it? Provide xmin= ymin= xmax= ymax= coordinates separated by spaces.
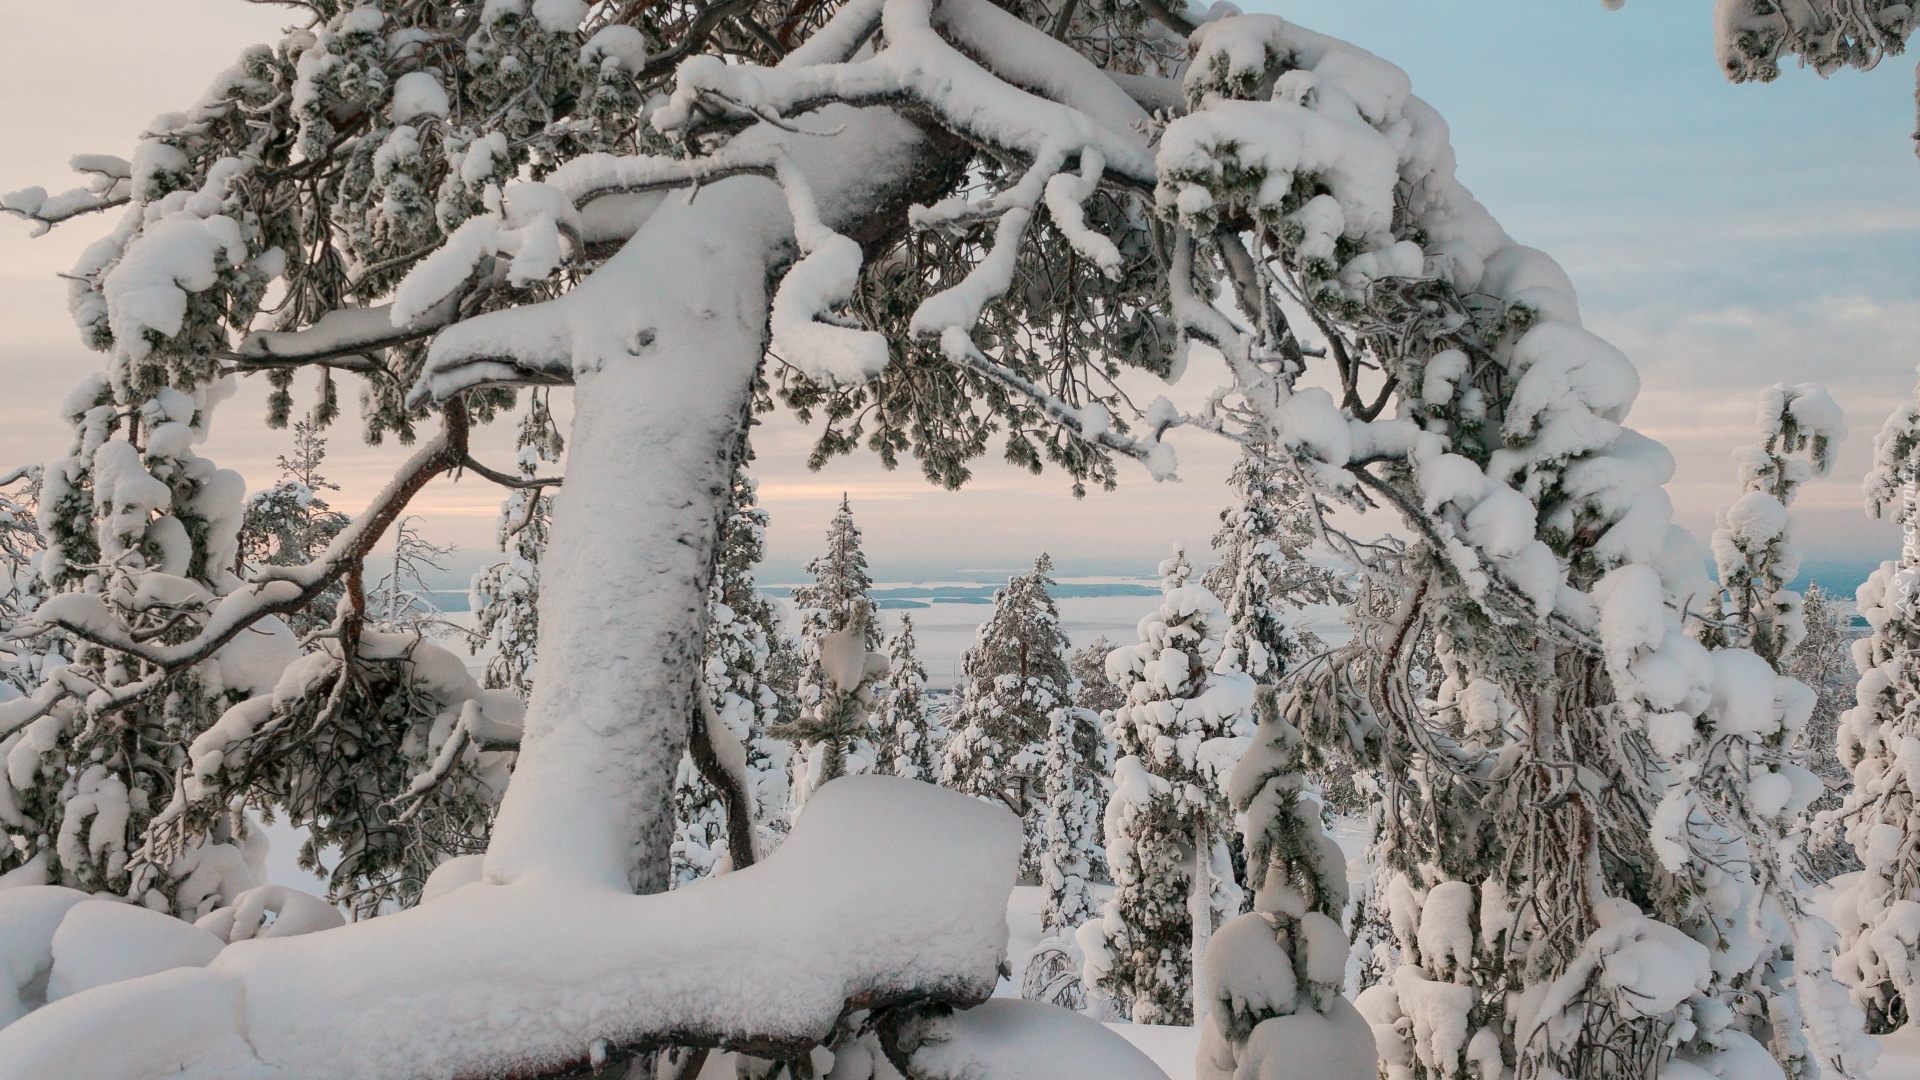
xmin=782 ymin=496 xmax=883 ymax=803
xmin=0 ymin=376 xmax=285 ymax=913
xmin=1204 ymin=450 xmax=1348 ymax=682
xmin=873 ymin=614 xmax=939 ymax=782
xmin=0 ymin=0 xmax=1903 ymax=1073
xmin=0 ymin=468 xmax=53 ymax=701
xmin=1038 ymin=704 xmax=1106 ymax=933
xmin=237 ymin=419 xmax=351 ymax=634
xmin=1797 ymin=584 xmax=1863 ymax=878
xmin=1069 ymin=634 xmax=1127 ymax=716
xmin=468 ymin=392 xmax=562 ymax=699
xmin=1198 ymin=686 xmax=1359 ymax=1079
xmin=942 ymin=554 xmax=1073 ymax=875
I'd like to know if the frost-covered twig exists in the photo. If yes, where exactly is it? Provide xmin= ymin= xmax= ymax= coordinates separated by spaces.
xmin=938 ymin=328 xmax=1175 ymax=477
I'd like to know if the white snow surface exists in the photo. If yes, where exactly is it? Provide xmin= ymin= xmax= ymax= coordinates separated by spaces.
xmin=914 ymin=999 xmax=1167 ymax=1079
xmin=0 ymin=776 xmax=1019 ymax=1080
xmin=0 ymin=887 xmax=89 ymax=1026
xmin=46 ymin=900 xmax=225 ymax=1003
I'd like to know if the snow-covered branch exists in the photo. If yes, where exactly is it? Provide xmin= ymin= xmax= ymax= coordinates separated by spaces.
xmin=16 ymin=407 xmax=469 ymax=692
xmin=0 ymin=155 xmax=132 ymax=237
xmin=231 ymin=301 xmax=457 ymax=373
xmin=939 ymin=328 xmax=1177 ymax=479
xmin=0 ymin=778 xmax=1022 ymax=1080
xmin=653 ymin=0 xmax=1155 ymax=186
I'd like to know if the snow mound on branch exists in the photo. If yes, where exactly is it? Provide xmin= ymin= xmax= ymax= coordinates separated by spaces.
xmin=1199 ymin=997 xmax=1376 ymax=1080
xmin=1 ymin=967 xmax=265 ymax=1080
xmin=389 ymin=71 xmax=449 ymax=124
xmin=0 ymin=887 xmax=90 ymax=1026
xmin=910 ymin=999 xmax=1168 ymax=1079
xmin=46 ymin=900 xmax=225 ymax=1003
xmin=0 ymin=776 xmax=1020 ymax=1080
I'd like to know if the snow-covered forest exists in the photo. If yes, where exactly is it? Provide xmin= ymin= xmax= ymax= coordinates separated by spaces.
xmin=0 ymin=1 xmax=1915 ymax=1078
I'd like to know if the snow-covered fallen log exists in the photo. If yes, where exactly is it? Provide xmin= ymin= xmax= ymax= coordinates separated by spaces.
xmin=0 ymin=776 xmax=1019 ymax=1080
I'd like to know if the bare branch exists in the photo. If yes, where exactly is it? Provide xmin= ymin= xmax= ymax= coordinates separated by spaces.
xmin=460 ymin=454 xmax=564 ymax=490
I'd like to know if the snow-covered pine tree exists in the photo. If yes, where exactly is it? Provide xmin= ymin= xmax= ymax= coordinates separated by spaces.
xmin=0 ymin=371 xmax=296 ymax=914
xmin=0 ymin=467 xmax=53 ymax=702
xmin=1070 ymin=634 xmax=1127 ymax=715
xmin=1038 ymin=704 xmax=1106 ymax=934
xmin=674 ymin=453 xmax=793 ymax=885
xmin=237 ymin=419 xmax=351 ymax=634
xmin=469 ymin=390 xmax=563 ymax=700
xmin=873 ymin=614 xmax=938 ymax=781
xmin=1648 ymin=383 xmax=1867 ymax=1079
xmin=1834 ymin=376 xmax=1920 ymax=1034
xmin=1202 ymin=686 xmax=1373 ymax=1079
xmin=943 ymin=553 xmax=1074 ymax=873
xmin=4 ymin=2 xmax=1894 ymax=1073
xmin=1797 ymin=583 xmax=1862 ymax=877
xmin=1205 ymin=448 xmax=1348 ymax=683
xmin=1085 ymin=547 xmax=1252 ymax=1025
xmin=1205 ymin=446 xmax=1373 ymax=817
xmin=1022 ymin=702 xmax=1107 ymax=1015
xmin=782 ymin=495 xmax=884 ymax=803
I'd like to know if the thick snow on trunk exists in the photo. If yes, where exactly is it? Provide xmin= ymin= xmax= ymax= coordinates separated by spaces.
xmin=423 ymin=107 xmax=935 ymax=893
xmin=484 ymin=189 xmax=774 ymax=895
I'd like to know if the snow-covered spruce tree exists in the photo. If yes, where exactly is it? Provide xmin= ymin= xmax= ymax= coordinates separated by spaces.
xmin=1082 ymin=547 xmax=1251 ymax=1026
xmin=1703 ymin=383 xmax=1846 ymax=664
xmin=874 ymin=613 xmax=938 ymax=781
xmin=1205 ymin=448 xmax=1348 ymax=684
xmin=1832 ymin=376 xmax=1920 ymax=1034
xmin=237 ymin=419 xmax=352 ymax=635
xmin=781 ymin=495 xmax=884 ymax=803
xmin=1022 ymin=704 xmax=1107 ymax=1015
xmin=943 ymin=553 xmax=1074 ymax=872
xmin=674 ymin=451 xmax=794 ymax=885
xmin=0 ymin=2 xmax=1880 ymax=1074
xmin=1200 ymin=686 xmax=1372 ymax=1080
xmin=468 ymin=390 xmax=564 ymax=699
xmin=1206 ymin=445 xmax=1372 ymax=817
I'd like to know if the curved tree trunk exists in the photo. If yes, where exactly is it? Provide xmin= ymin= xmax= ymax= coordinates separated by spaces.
xmin=481 ymin=107 xmax=962 ymax=893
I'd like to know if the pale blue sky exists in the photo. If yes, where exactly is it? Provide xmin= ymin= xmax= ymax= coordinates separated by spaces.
xmin=0 ymin=2 xmax=1913 ymax=586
